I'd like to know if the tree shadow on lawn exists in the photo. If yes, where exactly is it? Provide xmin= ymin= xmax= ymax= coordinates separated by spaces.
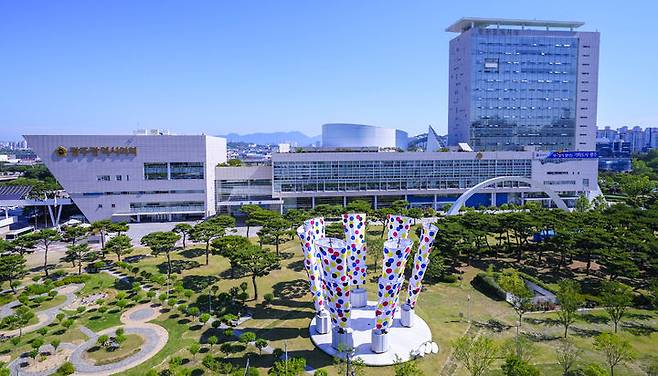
xmin=621 ymin=321 xmax=658 ymax=336
xmin=157 ymin=260 xmax=200 ymax=274
xmin=250 ymin=305 xmax=313 ymax=321
xmin=626 ymin=312 xmax=654 ymax=321
xmin=580 ymin=313 xmax=610 ymax=325
xmin=571 ymin=326 xmax=602 ymax=338
xmin=272 ymin=279 xmax=308 ymax=300
xmin=182 ymin=275 xmax=219 ymax=292
xmin=287 ymin=259 xmax=306 ymax=273
xmin=179 ymin=248 xmax=205 ymax=259
xmin=474 ymin=318 xmax=513 ymax=333
xmin=218 ymin=267 xmax=247 ymax=279
xmin=525 ymin=317 xmax=561 ymax=327
xmin=239 ymin=326 xmax=310 ymax=342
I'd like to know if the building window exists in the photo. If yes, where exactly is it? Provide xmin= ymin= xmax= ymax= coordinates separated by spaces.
xmin=111 ymin=203 xmax=116 ymax=208
xmin=170 ymin=162 xmax=204 ymax=180
xmin=144 ymin=163 xmax=168 ymax=180
xmin=97 ymin=175 xmax=110 ymax=181
xmin=116 ymin=175 xmax=122 ymax=181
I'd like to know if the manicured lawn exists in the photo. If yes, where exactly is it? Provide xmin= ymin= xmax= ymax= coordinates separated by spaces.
xmin=77 ymin=272 xmax=118 ymax=296
xmin=86 ymin=334 xmax=144 ymax=365
xmin=120 ymin=309 xmax=198 ymax=376
xmin=31 ymin=294 xmax=67 ymax=311
xmin=79 ymin=309 xmax=123 ymax=332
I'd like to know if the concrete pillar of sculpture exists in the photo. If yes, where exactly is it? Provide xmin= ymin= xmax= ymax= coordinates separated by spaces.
xmin=295 ymin=218 xmax=327 ymax=315
xmin=400 ymin=303 xmax=414 ymax=328
xmin=317 ymin=237 xmax=352 ymax=346
xmin=371 ymin=328 xmax=390 ymax=353
xmin=386 ymin=214 xmax=413 ymax=241
xmin=350 ymin=288 xmax=367 ymax=308
xmin=405 ymin=223 xmax=439 ymax=315
xmin=375 ymin=238 xmax=414 ymax=333
xmin=315 ymin=309 xmax=331 ymax=334
xmin=342 ymin=213 xmax=367 ymax=308
xmin=332 ymin=326 xmax=354 ymax=351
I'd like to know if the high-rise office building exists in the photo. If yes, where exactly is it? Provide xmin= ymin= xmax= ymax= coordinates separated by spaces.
xmin=447 ymin=18 xmax=599 ymax=151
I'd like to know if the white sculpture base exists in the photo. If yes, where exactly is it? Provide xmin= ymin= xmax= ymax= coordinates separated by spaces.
xmin=370 ymin=329 xmax=390 ymax=353
xmin=331 ymin=327 xmax=354 ymax=351
xmin=309 ymin=301 xmax=433 ymax=366
xmin=351 ymin=288 xmax=367 ymax=308
xmin=315 ymin=310 xmax=331 ymax=334
xmin=401 ymin=304 xmax=414 ymax=327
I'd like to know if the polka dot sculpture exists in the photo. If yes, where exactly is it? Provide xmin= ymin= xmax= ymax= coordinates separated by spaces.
xmin=386 ymin=214 xmax=413 ymax=241
xmin=295 ymin=217 xmax=327 ymax=313
xmin=342 ymin=213 xmax=367 ymax=288
xmin=316 ymin=237 xmax=352 ymax=332
xmin=405 ymin=223 xmax=439 ymax=309
xmin=374 ymin=238 xmax=414 ymax=332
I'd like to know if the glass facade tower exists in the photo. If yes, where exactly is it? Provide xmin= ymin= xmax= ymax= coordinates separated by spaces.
xmin=447 ymin=18 xmax=599 ymax=152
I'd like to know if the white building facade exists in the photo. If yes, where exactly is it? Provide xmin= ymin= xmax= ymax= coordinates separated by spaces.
xmin=321 ymin=123 xmax=408 ymax=150
xmin=25 ymin=134 xmax=226 ymax=223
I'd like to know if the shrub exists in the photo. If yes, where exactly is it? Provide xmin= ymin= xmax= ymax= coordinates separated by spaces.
xmin=472 ymin=273 xmax=506 ymax=301
xmin=97 ymin=335 xmax=109 ymax=347
xmin=211 ymin=320 xmax=222 ymax=329
xmin=116 ymin=327 xmax=125 ymax=336
xmin=48 ymin=290 xmax=58 ymax=298
xmin=31 ymin=338 xmax=44 ymax=349
xmin=224 ymin=328 xmax=234 ymax=337
xmin=54 ymin=275 xmax=90 ymax=287
xmin=26 ymin=282 xmax=55 ymax=295
xmin=36 ymin=327 xmax=48 ymax=336
xmin=10 ymin=337 xmax=19 ymax=346
xmin=239 ymin=332 xmax=256 ymax=344
xmin=202 ymin=354 xmax=218 ymax=371
xmin=314 ymin=370 xmax=328 ymax=376
xmin=76 ymin=306 xmax=86 ymax=314
xmin=55 ymin=362 xmax=75 ymax=375
xmin=263 ymin=293 xmax=274 ymax=305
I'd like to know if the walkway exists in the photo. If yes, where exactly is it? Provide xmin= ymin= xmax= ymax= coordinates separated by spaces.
xmin=0 ymin=284 xmax=83 ymax=337
xmin=68 ymin=304 xmax=168 ymax=376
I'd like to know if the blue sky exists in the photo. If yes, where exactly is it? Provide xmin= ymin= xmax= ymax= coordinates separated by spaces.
xmin=1 ymin=0 xmax=657 ymax=140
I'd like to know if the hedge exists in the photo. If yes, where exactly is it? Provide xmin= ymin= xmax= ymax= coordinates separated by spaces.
xmin=472 ymin=273 xmax=506 ymax=301
xmin=54 ymin=275 xmax=90 ymax=287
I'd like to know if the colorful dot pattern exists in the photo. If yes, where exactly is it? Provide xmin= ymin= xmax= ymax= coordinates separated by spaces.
xmin=375 ymin=238 xmax=413 ymax=331
xmin=386 ymin=214 xmax=413 ymax=241
xmin=405 ymin=223 xmax=438 ymax=309
xmin=342 ymin=213 xmax=367 ymax=288
xmin=295 ymin=217 xmax=326 ymax=313
xmin=316 ymin=238 xmax=352 ymax=330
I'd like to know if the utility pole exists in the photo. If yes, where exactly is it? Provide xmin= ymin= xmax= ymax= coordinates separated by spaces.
xmin=243 ymin=357 xmax=250 ymax=376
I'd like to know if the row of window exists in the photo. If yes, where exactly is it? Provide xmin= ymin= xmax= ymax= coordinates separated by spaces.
xmin=272 ymin=160 xmax=532 ymax=193
xmin=97 ymin=175 xmax=130 ymax=182
xmin=543 ymin=180 xmax=576 ymax=185
xmin=129 ymin=201 xmax=205 ymax=213
xmin=80 ymin=189 xmax=204 ymax=197
xmin=144 ymin=162 xmax=204 ymax=180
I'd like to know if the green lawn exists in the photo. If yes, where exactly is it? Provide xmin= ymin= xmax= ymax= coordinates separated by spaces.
xmin=79 ymin=309 xmax=123 ymax=332
xmin=31 ymin=294 xmax=67 ymax=311
xmin=3 ymin=225 xmax=657 ymax=376
xmin=86 ymin=334 xmax=144 ymax=365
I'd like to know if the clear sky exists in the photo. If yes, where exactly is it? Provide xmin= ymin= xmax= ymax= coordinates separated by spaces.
xmin=1 ymin=0 xmax=657 ymax=140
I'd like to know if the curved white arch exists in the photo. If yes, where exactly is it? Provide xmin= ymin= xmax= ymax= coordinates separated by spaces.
xmin=446 ymin=176 xmax=568 ymax=216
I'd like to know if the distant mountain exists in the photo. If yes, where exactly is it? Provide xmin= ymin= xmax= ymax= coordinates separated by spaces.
xmin=220 ymin=131 xmax=321 ymax=146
